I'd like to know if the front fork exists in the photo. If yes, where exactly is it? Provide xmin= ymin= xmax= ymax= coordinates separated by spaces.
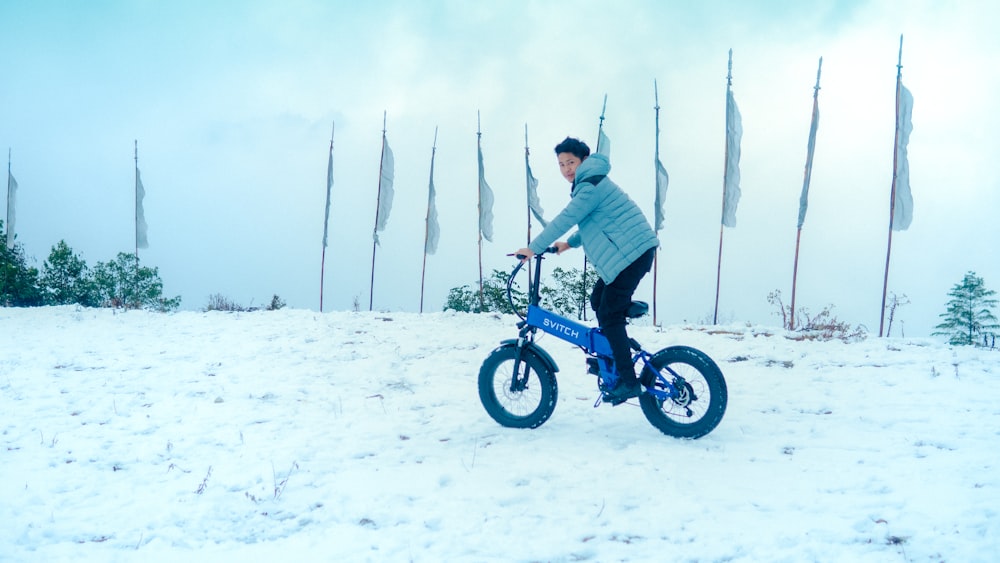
xmin=509 ymin=330 xmax=533 ymax=393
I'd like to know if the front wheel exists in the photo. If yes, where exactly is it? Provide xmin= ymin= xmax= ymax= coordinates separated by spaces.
xmin=639 ymin=346 xmax=727 ymax=439
xmin=478 ymin=345 xmax=558 ymax=429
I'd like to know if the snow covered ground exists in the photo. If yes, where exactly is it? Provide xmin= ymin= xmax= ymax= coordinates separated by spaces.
xmin=1 ymin=306 xmax=997 ymax=562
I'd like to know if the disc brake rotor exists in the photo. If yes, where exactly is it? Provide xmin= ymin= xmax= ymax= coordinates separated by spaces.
xmin=671 ymin=379 xmax=695 ymax=408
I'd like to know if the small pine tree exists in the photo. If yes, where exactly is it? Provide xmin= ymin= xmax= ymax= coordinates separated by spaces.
xmin=932 ymin=271 xmax=998 ymax=346
xmin=540 ymin=264 xmax=598 ymax=320
xmin=1 ymin=223 xmax=43 ymax=307
xmin=444 ymin=269 xmax=526 ymax=314
xmin=91 ymin=252 xmax=181 ymax=311
xmin=41 ymin=241 xmax=99 ymax=307
xmin=267 ymin=294 xmax=286 ymax=311
xmin=444 ymin=264 xmax=598 ymax=317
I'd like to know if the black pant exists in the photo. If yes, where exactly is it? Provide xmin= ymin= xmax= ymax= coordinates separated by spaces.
xmin=590 ymin=246 xmax=655 ymax=383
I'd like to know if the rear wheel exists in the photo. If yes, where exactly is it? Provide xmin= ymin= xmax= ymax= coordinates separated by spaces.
xmin=639 ymin=346 xmax=727 ymax=439
xmin=478 ymin=345 xmax=558 ymax=429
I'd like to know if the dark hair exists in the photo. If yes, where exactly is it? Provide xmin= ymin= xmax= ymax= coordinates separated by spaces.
xmin=554 ymin=137 xmax=590 ymax=159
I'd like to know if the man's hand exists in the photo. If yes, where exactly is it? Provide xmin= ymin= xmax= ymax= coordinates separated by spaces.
xmin=513 ymin=242 xmax=570 ymax=261
xmin=513 ymin=248 xmax=534 ymax=262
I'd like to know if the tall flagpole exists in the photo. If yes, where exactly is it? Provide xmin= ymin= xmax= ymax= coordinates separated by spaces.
xmin=713 ymin=51 xmax=733 ymax=325
xmin=5 ymin=148 xmax=10 ymax=246
xmin=653 ymin=81 xmax=662 ymax=326
xmin=369 ymin=112 xmax=388 ymax=311
xmin=525 ymin=124 xmax=533 ymax=248
xmin=524 ymin=124 xmax=533 ymax=282
xmin=133 ymin=140 xmax=140 ymax=309
xmin=134 ymin=140 xmax=139 ymax=262
xmin=790 ymin=57 xmax=823 ymax=330
xmin=320 ymin=121 xmax=334 ymax=312
xmin=477 ymin=112 xmax=485 ymax=311
xmin=5 ymin=148 xmax=12 ymax=249
xmin=420 ymin=127 xmax=438 ymax=314
xmin=585 ymin=95 xmax=608 ymax=321
xmin=880 ymin=35 xmax=905 ymax=337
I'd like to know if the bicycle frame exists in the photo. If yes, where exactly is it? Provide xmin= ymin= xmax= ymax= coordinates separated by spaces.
xmin=510 ymin=249 xmax=677 ymax=402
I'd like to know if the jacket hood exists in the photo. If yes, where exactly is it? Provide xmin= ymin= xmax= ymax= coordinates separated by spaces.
xmin=576 ymin=152 xmax=611 ymax=181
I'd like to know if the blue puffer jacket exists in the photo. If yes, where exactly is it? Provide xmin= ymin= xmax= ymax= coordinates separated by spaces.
xmin=528 ymin=153 xmax=659 ymax=283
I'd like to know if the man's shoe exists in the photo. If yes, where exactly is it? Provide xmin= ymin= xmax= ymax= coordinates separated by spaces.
xmin=604 ymin=379 xmax=642 ymax=404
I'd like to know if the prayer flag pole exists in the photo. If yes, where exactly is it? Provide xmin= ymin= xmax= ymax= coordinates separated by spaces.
xmin=790 ymin=57 xmax=823 ymax=330
xmin=714 ymin=49 xmax=742 ymax=325
xmin=5 ymin=148 xmax=14 ymax=249
xmin=420 ymin=127 xmax=439 ymax=313
xmin=132 ymin=140 xmax=144 ymax=309
xmin=584 ymin=95 xmax=609 ymax=321
xmin=369 ymin=112 xmax=389 ymax=311
xmin=524 ymin=125 xmax=534 ymax=282
xmin=320 ymin=121 xmax=334 ymax=312
xmin=524 ymin=124 xmax=547 ymax=283
xmin=880 ymin=35 xmax=909 ymax=337
xmin=134 ymin=140 xmax=140 ymax=261
xmin=525 ymin=124 xmax=533 ymax=249
xmin=475 ymin=112 xmax=496 ymax=312
xmin=653 ymin=81 xmax=663 ymax=326
xmin=477 ymin=113 xmax=485 ymax=310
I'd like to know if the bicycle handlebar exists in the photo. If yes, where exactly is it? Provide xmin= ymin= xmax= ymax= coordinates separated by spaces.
xmin=508 ymin=246 xmax=559 ymax=261
xmin=505 ymin=247 xmax=558 ymax=320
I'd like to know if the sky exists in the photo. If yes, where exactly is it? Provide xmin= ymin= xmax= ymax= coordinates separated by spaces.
xmin=1 ymin=306 xmax=997 ymax=560
xmin=2 ymin=0 xmax=999 ymax=336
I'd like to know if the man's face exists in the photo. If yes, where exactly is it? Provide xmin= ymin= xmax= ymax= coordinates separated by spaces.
xmin=557 ymin=152 xmax=583 ymax=183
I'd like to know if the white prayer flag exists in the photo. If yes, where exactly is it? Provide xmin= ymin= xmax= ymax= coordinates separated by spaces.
xmin=721 ymin=88 xmax=743 ymax=228
xmin=892 ymin=84 xmax=914 ymax=231
xmin=136 ymin=169 xmax=149 ymax=249
xmin=373 ymin=139 xmax=395 ymax=244
xmin=5 ymin=171 xmax=17 ymax=249
xmin=478 ymin=144 xmax=494 ymax=242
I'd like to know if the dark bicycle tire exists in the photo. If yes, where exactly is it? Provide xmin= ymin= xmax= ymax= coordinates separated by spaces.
xmin=638 ymin=346 xmax=727 ymax=439
xmin=478 ymin=345 xmax=558 ymax=429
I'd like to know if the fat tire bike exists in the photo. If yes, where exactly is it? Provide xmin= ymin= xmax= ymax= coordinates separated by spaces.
xmin=478 ymin=247 xmax=727 ymax=439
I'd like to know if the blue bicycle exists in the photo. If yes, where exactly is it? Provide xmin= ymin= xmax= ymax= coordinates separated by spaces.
xmin=478 ymin=247 xmax=727 ymax=439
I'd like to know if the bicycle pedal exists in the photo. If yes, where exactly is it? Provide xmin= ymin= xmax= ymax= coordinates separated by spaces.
xmin=604 ymin=394 xmax=627 ymax=406
xmin=594 ymin=391 xmax=629 ymax=407
xmin=599 ymin=393 xmax=632 ymax=407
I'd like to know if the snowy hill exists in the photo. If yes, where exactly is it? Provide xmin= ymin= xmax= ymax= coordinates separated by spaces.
xmin=1 ymin=306 xmax=996 ymax=561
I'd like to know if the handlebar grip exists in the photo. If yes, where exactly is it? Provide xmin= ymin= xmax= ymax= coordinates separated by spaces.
xmin=508 ymin=247 xmax=556 ymax=260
